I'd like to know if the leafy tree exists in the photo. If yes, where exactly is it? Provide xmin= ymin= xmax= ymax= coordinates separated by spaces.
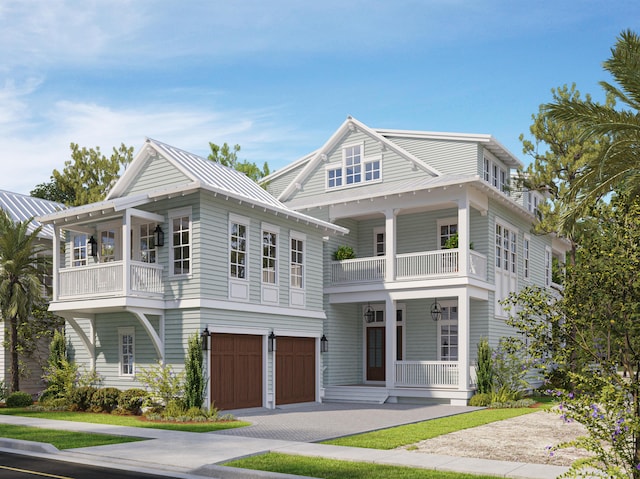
xmin=504 ymin=196 xmax=640 ymax=478
xmin=208 ymin=142 xmax=270 ymax=183
xmin=517 ymin=83 xmax=611 ymax=265
xmin=545 ymin=29 xmax=640 ymax=221
xmin=31 ymin=143 xmax=134 ymax=206
xmin=183 ymin=333 xmax=205 ymax=410
xmin=0 ymin=210 xmax=48 ymax=393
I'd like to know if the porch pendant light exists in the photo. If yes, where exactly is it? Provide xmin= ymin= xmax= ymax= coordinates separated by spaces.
xmin=430 ymin=299 xmax=442 ymax=321
xmin=363 ymin=303 xmax=375 ymax=323
xmin=154 ymin=225 xmax=165 ymax=247
xmin=88 ymin=236 xmax=98 ymax=257
xmin=320 ymin=334 xmax=329 ymax=353
xmin=268 ymin=331 xmax=276 ymax=352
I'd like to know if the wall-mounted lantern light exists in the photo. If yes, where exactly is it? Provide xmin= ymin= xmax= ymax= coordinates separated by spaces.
xmin=268 ymin=331 xmax=276 ymax=352
xmin=431 ymin=299 xmax=442 ymax=321
xmin=320 ymin=334 xmax=328 ymax=353
xmin=88 ymin=236 xmax=98 ymax=257
xmin=154 ymin=225 xmax=165 ymax=247
xmin=201 ymin=327 xmax=210 ymax=351
xmin=363 ymin=303 xmax=375 ymax=323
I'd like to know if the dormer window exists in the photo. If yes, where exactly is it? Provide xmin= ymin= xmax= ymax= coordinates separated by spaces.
xmin=483 ymin=152 xmax=508 ymax=194
xmin=326 ymin=143 xmax=382 ymax=189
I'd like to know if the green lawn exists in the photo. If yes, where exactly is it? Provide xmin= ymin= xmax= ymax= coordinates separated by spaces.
xmin=0 ymin=424 xmax=145 ymax=449
xmin=225 ymin=453 xmax=502 ymax=479
xmin=322 ymin=404 xmax=549 ymax=449
xmin=0 ymin=408 xmax=250 ymax=433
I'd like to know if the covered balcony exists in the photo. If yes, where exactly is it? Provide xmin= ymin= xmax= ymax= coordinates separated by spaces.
xmin=330 ymin=248 xmax=487 ymax=285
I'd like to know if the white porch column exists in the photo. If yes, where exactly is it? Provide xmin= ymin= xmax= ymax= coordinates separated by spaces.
xmin=385 ymin=296 xmax=397 ymax=389
xmin=458 ymin=193 xmax=470 ymax=276
xmin=123 ymin=210 xmax=132 ymax=295
xmin=457 ymin=290 xmax=471 ymax=396
xmin=384 ymin=209 xmax=396 ymax=282
xmin=52 ymin=225 xmax=60 ymax=302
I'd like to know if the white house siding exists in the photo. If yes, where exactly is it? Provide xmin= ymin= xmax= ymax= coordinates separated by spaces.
xmin=386 ymin=137 xmax=479 ymax=176
xmin=122 ymin=155 xmax=191 ymax=197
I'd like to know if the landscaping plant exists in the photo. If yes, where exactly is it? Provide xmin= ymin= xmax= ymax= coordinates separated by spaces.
xmin=183 ymin=332 xmax=205 ymax=410
xmin=475 ymin=338 xmax=493 ymax=395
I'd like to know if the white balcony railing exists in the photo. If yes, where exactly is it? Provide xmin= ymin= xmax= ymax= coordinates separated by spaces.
xmin=395 ymin=361 xmax=459 ymax=387
xmin=57 ymin=261 xmax=163 ymax=300
xmin=330 ymin=249 xmax=487 ymax=284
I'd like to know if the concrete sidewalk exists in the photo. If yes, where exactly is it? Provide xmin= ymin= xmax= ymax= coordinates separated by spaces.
xmin=0 ymin=406 xmax=569 ymax=479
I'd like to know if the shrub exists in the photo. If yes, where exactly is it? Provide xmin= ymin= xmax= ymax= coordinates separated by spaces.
xmin=184 ymin=333 xmax=205 ymax=410
xmin=118 ymin=388 xmax=148 ymax=415
xmin=469 ymin=393 xmax=491 ymax=407
xmin=90 ymin=387 xmax=121 ymax=413
xmin=42 ymin=358 xmax=78 ymax=401
xmin=475 ymin=338 xmax=493 ymax=395
xmin=138 ymin=361 xmax=184 ymax=408
xmin=333 ymin=245 xmax=355 ymax=260
xmin=162 ymin=398 xmax=187 ymax=419
xmin=69 ymin=386 xmax=97 ymax=412
xmin=6 ymin=391 xmax=33 ymax=408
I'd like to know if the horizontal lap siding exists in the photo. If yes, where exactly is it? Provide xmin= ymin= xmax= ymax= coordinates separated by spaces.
xmin=323 ymin=303 xmax=362 ymax=385
xmin=387 ymin=137 xmax=479 ymax=176
xmin=404 ymin=299 xmax=437 ymax=361
xmin=123 ymin=156 xmax=191 ymax=196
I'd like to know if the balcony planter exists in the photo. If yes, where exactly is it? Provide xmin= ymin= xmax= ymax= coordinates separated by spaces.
xmin=333 ymin=245 xmax=356 ymax=261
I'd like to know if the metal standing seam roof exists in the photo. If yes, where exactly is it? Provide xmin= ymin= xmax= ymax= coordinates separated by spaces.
xmin=0 ymin=190 xmax=65 ymax=240
xmin=149 ymin=139 xmax=287 ymax=211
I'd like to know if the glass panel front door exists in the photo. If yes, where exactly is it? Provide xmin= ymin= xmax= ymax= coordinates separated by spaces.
xmin=366 ymin=327 xmax=385 ymax=381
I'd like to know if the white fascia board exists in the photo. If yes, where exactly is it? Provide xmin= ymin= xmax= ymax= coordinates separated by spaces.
xmin=37 ymin=194 xmax=149 ymax=225
xmin=261 ymin=149 xmax=319 ymax=184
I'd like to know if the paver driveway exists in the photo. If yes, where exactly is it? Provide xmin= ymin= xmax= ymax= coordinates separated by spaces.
xmin=214 ymin=402 xmax=478 ymax=442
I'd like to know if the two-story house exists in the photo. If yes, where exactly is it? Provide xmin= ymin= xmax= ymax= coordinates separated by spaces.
xmin=0 ymin=190 xmax=64 ymax=395
xmin=38 ymin=139 xmax=347 ymax=410
xmin=263 ymin=117 xmax=568 ymax=406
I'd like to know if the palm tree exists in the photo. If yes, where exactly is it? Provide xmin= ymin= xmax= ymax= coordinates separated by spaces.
xmin=0 ymin=209 xmax=48 ymax=393
xmin=545 ymin=29 xmax=640 ymax=220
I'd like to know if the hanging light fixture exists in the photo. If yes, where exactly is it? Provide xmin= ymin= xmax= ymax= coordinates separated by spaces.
xmin=431 ymin=298 xmax=442 ymax=321
xmin=363 ymin=303 xmax=375 ymax=323
xmin=200 ymin=327 xmax=210 ymax=351
xmin=320 ymin=334 xmax=328 ymax=353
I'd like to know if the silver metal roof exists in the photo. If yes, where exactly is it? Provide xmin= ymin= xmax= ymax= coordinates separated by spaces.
xmin=0 ymin=190 xmax=65 ymax=240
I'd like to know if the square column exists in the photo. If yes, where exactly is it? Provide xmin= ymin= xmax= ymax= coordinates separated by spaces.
xmin=385 ymin=297 xmax=397 ymax=389
xmin=457 ymin=290 xmax=471 ymax=395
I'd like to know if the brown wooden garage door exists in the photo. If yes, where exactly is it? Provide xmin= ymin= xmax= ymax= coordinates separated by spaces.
xmin=276 ymin=336 xmax=315 ymax=405
xmin=211 ymin=333 xmax=262 ymax=410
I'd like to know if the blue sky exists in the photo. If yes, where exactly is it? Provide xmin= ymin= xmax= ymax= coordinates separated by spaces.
xmin=0 ymin=1 xmax=637 ymax=195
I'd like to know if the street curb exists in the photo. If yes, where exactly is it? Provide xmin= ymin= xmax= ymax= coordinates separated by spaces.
xmin=0 ymin=438 xmax=59 ymax=454
xmin=191 ymin=464 xmax=316 ymax=479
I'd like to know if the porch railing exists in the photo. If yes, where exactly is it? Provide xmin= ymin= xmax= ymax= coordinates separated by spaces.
xmin=58 ymin=261 xmax=163 ymax=300
xmin=395 ymin=361 xmax=459 ymax=387
xmin=330 ymin=249 xmax=487 ymax=284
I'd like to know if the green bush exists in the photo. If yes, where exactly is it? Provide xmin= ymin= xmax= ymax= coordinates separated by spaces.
xmin=475 ymin=338 xmax=493 ymax=395
xmin=184 ymin=333 xmax=205 ymax=410
xmin=90 ymin=387 xmax=121 ymax=413
xmin=333 ymin=245 xmax=355 ymax=260
xmin=138 ymin=361 xmax=184 ymax=408
xmin=469 ymin=393 xmax=491 ymax=407
xmin=118 ymin=388 xmax=148 ymax=415
xmin=69 ymin=386 xmax=97 ymax=411
xmin=163 ymin=398 xmax=187 ymax=418
xmin=6 ymin=391 xmax=33 ymax=408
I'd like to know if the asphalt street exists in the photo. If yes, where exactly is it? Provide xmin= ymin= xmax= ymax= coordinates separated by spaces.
xmin=0 ymin=451 xmax=185 ymax=479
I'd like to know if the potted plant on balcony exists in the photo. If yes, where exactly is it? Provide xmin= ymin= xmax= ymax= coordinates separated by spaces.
xmin=333 ymin=245 xmax=355 ymax=261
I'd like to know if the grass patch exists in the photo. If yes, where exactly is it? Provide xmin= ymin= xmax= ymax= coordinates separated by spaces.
xmin=0 ymin=408 xmax=250 ymax=433
xmin=0 ymin=424 xmax=144 ymax=449
xmin=225 ymin=452 xmax=502 ymax=479
xmin=323 ymin=405 xmax=547 ymax=449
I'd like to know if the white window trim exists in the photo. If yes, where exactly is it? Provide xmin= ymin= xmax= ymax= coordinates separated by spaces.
xmin=290 ymin=231 xmax=306 ymax=308
xmin=435 ymin=300 xmax=458 ymax=361
xmin=494 ymin=218 xmax=519 ymax=318
xmin=229 ymin=213 xmax=250 ymax=282
xmin=261 ymin=222 xmax=280 ymax=286
xmin=437 ymin=217 xmax=458 ymax=249
xmin=362 ymin=303 xmax=406 ymax=363
xmin=325 ymin=142 xmax=382 ymax=190
xmin=523 ymin=234 xmax=531 ymax=281
xmin=72 ymin=234 xmax=88 ymax=267
xmin=545 ymin=246 xmax=552 ymax=287
xmin=169 ymin=206 xmax=192 ymax=278
xmin=118 ymin=327 xmax=135 ymax=377
xmin=373 ymin=226 xmax=385 ymax=257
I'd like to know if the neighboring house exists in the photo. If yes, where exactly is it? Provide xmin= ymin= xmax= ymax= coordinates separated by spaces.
xmin=263 ymin=117 xmax=569 ymax=406
xmin=0 ymin=190 xmax=65 ymax=395
xmin=37 ymin=139 xmax=347 ymax=410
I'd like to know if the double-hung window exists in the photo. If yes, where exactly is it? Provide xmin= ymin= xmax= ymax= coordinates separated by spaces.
xmin=119 ymin=327 xmax=134 ymax=376
xmin=72 ymin=235 xmax=88 ymax=267
xmin=495 ymin=220 xmax=518 ymax=316
xmin=230 ymin=220 xmax=248 ymax=280
xmin=170 ymin=208 xmax=191 ymax=276
xmin=326 ymin=143 xmax=382 ymax=189
xmin=290 ymin=237 xmax=304 ymax=288
xmin=262 ymin=229 xmax=277 ymax=284
xmin=523 ymin=235 xmax=530 ymax=280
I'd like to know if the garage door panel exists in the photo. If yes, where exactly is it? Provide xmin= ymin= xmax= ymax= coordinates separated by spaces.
xmin=276 ymin=337 xmax=315 ymax=405
xmin=211 ymin=333 xmax=262 ymax=410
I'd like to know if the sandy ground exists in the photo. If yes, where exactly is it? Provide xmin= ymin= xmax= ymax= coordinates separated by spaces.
xmin=402 ymin=410 xmax=592 ymax=466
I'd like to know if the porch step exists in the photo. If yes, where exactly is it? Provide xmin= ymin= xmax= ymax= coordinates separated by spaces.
xmin=323 ymin=386 xmax=389 ymax=405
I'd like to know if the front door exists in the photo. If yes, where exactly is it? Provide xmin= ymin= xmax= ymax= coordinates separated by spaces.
xmin=366 ymin=327 xmax=385 ymax=381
